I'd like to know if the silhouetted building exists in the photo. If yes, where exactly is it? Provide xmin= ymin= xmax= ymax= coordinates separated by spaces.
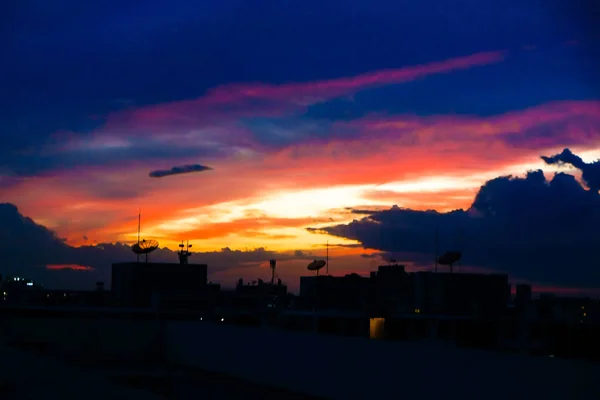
xmin=299 ymin=274 xmax=370 ymax=311
xmin=228 ymin=281 xmax=287 ymax=309
xmin=219 ymin=280 xmax=288 ymax=325
xmin=42 ymin=289 xmax=111 ymax=307
xmin=370 ymin=264 xmax=414 ymax=316
xmin=1 ymin=276 xmax=43 ymax=305
xmin=535 ymin=295 xmax=596 ymax=324
xmin=413 ymin=271 xmax=508 ymax=317
xmin=111 ymin=262 xmax=208 ymax=308
xmin=155 ymin=283 xmax=221 ymax=312
xmin=515 ymin=284 xmax=532 ymax=308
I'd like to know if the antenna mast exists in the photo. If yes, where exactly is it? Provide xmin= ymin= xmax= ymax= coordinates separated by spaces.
xmin=457 ymin=226 xmax=463 ymax=273
xmin=326 ymin=240 xmax=329 ymax=276
xmin=269 ymin=259 xmax=277 ymax=285
xmin=434 ymin=226 xmax=439 ymax=273
xmin=178 ymin=240 xmax=192 ymax=264
xmin=137 ymin=209 xmax=141 ymax=262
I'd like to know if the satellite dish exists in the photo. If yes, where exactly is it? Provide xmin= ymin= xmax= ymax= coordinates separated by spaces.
xmin=437 ymin=251 xmax=461 ymax=272
xmin=132 ymin=239 xmax=159 ymax=262
xmin=307 ymin=259 xmax=326 ymax=275
xmin=132 ymin=239 xmax=159 ymax=254
xmin=437 ymin=251 xmax=461 ymax=265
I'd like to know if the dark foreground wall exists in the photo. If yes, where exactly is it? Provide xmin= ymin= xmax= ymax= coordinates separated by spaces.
xmin=166 ymin=321 xmax=600 ymax=400
xmin=0 ymin=316 xmax=163 ymax=363
xmin=2 ymin=314 xmax=600 ymax=399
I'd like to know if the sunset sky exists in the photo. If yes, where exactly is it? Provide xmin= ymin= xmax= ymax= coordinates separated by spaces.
xmin=2 ymin=0 xmax=599 ymax=293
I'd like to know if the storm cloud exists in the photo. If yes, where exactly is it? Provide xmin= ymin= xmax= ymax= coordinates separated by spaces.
xmin=542 ymin=148 xmax=600 ymax=192
xmin=310 ymin=149 xmax=600 ymax=289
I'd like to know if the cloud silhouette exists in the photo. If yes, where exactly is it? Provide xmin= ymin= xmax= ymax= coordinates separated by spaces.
xmin=0 ymin=203 xmax=313 ymax=290
xmin=542 ymin=148 xmax=600 ymax=192
xmin=149 ymin=164 xmax=213 ymax=178
xmin=310 ymin=149 xmax=600 ymax=289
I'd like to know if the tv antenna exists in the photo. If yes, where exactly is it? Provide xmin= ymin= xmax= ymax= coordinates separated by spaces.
xmin=326 ymin=240 xmax=329 ymax=276
xmin=178 ymin=241 xmax=192 ymax=264
xmin=269 ymin=259 xmax=279 ymax=284
xmin=434 ymin=225 xmax=439 ymax=273
xmin=136 ymin=209 xmax=141 ymax=262
xmin=457 ymin=226 xmax=463 ymax=272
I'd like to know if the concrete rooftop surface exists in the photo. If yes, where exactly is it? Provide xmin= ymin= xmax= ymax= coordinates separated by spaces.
xmin=0 ymin=343 xmax=162 ymax=400
xmin=0 ymin=344 xmax=323 ymax=399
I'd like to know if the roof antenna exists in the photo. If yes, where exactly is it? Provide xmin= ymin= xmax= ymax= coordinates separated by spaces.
xmin=434 ymin=224 xmax=439 ymax=273
xmin=137 ymin=209 xmax=141 ymax=262
xmin=457 ymin=225 xmax=463 ymax=273
xmin=178 ymin=240 xmax=192 ymax=264
xmin=326 ymin=240 xmax=329 ymax=276
xmin=132 ymin=209 xmax=159 ymax=263
xmin=269 ymin=259 xmax=278 ymax=284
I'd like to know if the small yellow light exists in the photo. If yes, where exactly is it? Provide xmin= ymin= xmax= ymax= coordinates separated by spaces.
xmin=414 ymin=308 xmax=421 ymax=314
xmin=583 ymin=313 xmax=587 ymax=317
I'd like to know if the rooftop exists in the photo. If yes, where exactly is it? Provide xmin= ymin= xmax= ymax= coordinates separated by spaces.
xmin=0 ymin=343 xmax=324 ymax=399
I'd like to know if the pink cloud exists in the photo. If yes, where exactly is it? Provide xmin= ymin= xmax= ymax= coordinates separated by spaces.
xmin=49 ymin=50 xmax=506 ymax=152
xmin=245 ymin=100 xmax=600 ymax=191
xmin=7 ymin=99 xmax=599 ymax=247
xmin=202 ymin=51 xmax=505 ymax=104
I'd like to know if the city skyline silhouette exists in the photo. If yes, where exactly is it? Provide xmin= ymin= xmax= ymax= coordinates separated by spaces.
xmin=2 ymin=1 xmax=600 ymax=398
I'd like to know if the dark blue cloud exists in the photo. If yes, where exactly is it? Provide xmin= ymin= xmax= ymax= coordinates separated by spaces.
xmin=542 ymin=148 xmax=600 ymax=192
xmin=1 ymin=142 xmax=222 ymax=180
xmin=498 ymin=114 xmax=600 ymax=150
xmin=304 ymin=44 xmax=600 ymax=120
xmin=149 ymin=164 xmax=213 ymax=178
xmin=1 ymin=0 xmax=597 ymax=178
xmin=310 ymin=149 xmax=600 ymax=288
xmin=2 ymin=1 xmax=592 ymax=123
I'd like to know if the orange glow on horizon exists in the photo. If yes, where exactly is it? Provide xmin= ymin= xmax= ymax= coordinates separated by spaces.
xmin=47 ymin=264 xmax=95 ymax=271
xmin=1 ymin=53 xmax=598 ymax=257
xmin=3 ymin=142 xmax=599 ymax=253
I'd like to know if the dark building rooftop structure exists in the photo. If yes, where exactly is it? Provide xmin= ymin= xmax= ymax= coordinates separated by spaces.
xmin=111 ymin=262 xmax=208 ymax=308
xmin=370 ymin=263 xmax=414 ymax=316
xmin=413 ymin=271 xmax=509 ymax=317
xmin=296 ymin=264 xmax=508 ymax=318
xmin=1 ymin=275 xmax=43 ymax=305
xmin=218 ymin=278 xmax=288 ymax=326
xmin=514 ymin=283 xmax=533 ymax=308
xmin=299 ymin=273 xmax=370 ymax=311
